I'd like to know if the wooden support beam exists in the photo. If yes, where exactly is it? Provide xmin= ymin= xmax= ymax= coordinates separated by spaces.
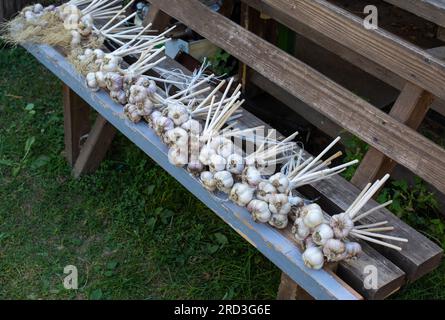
xmin=62 ymin=85 xmax=91 ymax=167
xmin=148 ymin=0 xmax=445 ymax=195
xmin=382 ymin=0 xmax=445 ymax=28
xmin=352 ymin=83 xmax=435 ymax=189
xmin=72 ymin=115 xmax=116 ymax=178
xmin=277 ymin=273 xmax=314 ymax=300
xmin=143 ymin=3 xmax=171 ymax=31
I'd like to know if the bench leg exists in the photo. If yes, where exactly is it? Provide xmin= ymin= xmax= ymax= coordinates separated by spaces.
xmin=277 ymin=273 xmax=314 ymax=300
xmin=351 ymin=82 xmax=434 ymax=189
xmin=72 ymin=115 xmax=117 ymax=178
xmin=143 ymin=3 xmax=171 ymax=31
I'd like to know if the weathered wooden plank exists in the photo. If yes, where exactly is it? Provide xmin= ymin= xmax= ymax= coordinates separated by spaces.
xmin=24 ymin=43 xmax=360 ymax=300
xmin=351 ymin=83 xmax=435 ymax=189
xmin=300 ymin=175 xmax=443 ymax=282
xmin=277 ymin=272 xmax=314 ymax=300
xmin=383 ymin=0 xmax=445 ymax=27
xmin=72 ymin=115 xmax=117 ymax=178
xmin=62 ymin=85 xmax=91 ymax=167
xmin=148 ymin=0 xmax=445 ymax=197
xmin=142 ymin=4 xmax=171 ymax=31
xmin=242 ymin=0 xmax=445 ymax=101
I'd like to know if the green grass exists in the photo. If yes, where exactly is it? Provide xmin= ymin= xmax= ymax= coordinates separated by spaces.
xmin=1 ymin=45 xmax=444 ymax=300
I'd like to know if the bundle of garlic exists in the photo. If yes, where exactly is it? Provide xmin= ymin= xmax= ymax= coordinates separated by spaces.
xmin=1 ymin=0 xmax=121 ymax=50
xmin=294 ymin=174 xmax=408 ymax=270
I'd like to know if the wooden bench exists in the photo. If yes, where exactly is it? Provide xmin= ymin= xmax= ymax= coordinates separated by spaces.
xmin=24 ymin=40 xmax=442 ymax=299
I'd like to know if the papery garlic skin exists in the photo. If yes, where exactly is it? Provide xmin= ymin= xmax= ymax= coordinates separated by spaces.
xmin=330 ymin=212 xmax=354 ymax=239
xmin=345 ymin=242 xmax=362 ymax=259
xmin=187 ymin=159 xmax=204 ymax=175
xmin=312 ymin=224 xmax=334 ymax=246
xmin=168 ymin=146 xmax=188 ymax=168
xmin=154 ymin=116 xmax=174 ymax=137
xmin=322 ymin=239 xmax=346 ymax=262
xmin=199 ymin=145 xmax=216 ymax=166
xmin=128 ymin=85 xmax=148 ymax=104
xmin=247 ymin=200 xmax=271 ymax=223
xmin=164 ymin=128 xmax=189 ymax=148
xmin=181 ymin=119 xmax=202 ymax=135
xmin=292 ymin=217 xmax=310 ymax=241
xmin=256 ymin=181 xmax=276 ymax=202
xmin=124 ymin=104 xmax=141 ymax=123
xmin=226 ymin=154 xmax=245 ymax=175
xmin=214 ymin=171 xmax=234 ymax=193
xmin=167 ymin=104 xmax=189 ymax=126
xmin=268 ymin=194 xmax=291 ymax=215
xmin=209 ymin=154 xmax=227 ymax=173
xmin=302 ymin=204 xmax=324 ymax=229
xmin=86 ymin=72 xmax=99 ymax=91
xmin=302 ymin=247 xmax=325 ymax=270
xmin=216 ymin=139 xmax=234 ymax=158
xmin=110 ymin=90 xmax=127 ymax=105
xmin=105 ymin=72 xmax=124 ymax=92
xmin=200 ymin=171 xmax=217 ymax=192
xmin=230 ymin=183 xmax=254 ymax=207
xmin=269 ymin=213 xmax=289 ymax=229
xmin=242 ymin=166 xmax=262 ymax=187
xmin=289 ymin=196 xmax=304 ymax=207
xmin=269 ymin=173 xmax=290 ymax=193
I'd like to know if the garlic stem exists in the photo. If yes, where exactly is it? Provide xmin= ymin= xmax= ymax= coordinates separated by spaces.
xmin=352 ymin=200 xmax=393 ymax=223
xmin=351 ymin=233 xmax=402 ymax=251
xmin=101 ymin=0 xmax=135 ymax=31
xmin=354 ymin=221 xmax=389 ymax=229
xmin=351 ymin=229 xmax=408 ymax=242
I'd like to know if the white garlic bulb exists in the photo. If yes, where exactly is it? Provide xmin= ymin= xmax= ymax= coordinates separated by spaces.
xmin=329 ymin=212 xmax=354 ymax=239
xmin=164 ymin=127 xmax=189 ymax=148
xmin=181 ymin=119 xmax=202 ymax=135
xmin=187 ymin=159 xmax=204 ymax=175
xmin=93 ymin=49 xmax=105 ymax=60
xmin=247 ymin=200 xmax=271 ymax=223
xmin=33 ymin=3 xmax=44 ymax=13
xmin=105 ymin=72 xmax=123 ymax=92
xmin=123 ymin=104 xmax=141 ymax=123
xmin=154 ymin=116 xmax=174 ymax=137
xmin=302 ymin=247 xmax=325 ymax=270
xmin=64 ymin=13 xmax=80 ymax=30
xmin=269 ymin=213 xmax=289 ymax=229
xmin=95 ymin=71 xmax=107 ymax=88
xmin=216 ymin=139 xmax=234 ymax=158
xmin=302 ymin=204 xmax=324 ymax=229
xmin=269 ymin=173 xmax=290 ymax=193
xmin=128 ymin=85 xmax=148 ymax=104
xmin=214 ymin=171 xmax=234 ymax=193
xmin=226 ymin=153 xmax=244 ymax=175
xmin=268 ymin=194 xmax=291 ymax=215
xmin=167 ymin=103 xmax=189 ymax=126
xmin=256 ymin=181 xmax=276 ymax=202
xmin=292 ymin=217 xmax=310 ymax=241
xmin=200 ymin=171 xmax=216 ymax=192
xmin=345 ymin=242 xmax=362 ymax=259
xmin=101 ymin=54 xmax=121 ymax=73
xmin=242 ymin=166 xmax=262 ymax=187
xmin=312 ymin=224 xmax=334 ymax=246
xmin=110 ymin=90 xmax=127 ymax=105
xmin=209 ymin=154 xmax=227 ymax=173
xmin=209 ymin=136 xmax=227 ymax=151
xmin=199 ymin=145 xmax=216 ymax=166
xmin=230 ymin=183 xmax=254 ymax=207
xmin=70 ymin=30 xmax=81 ymax=47
xmin=322 ymin=239 xmax=346 ymax=262
xmin=85 ymin=72 xmax=99 ymax=91
xmin=288 ymin=196 xmax=304 ymax=207
xmin=168 ymin=146 xmax=188 ymax=167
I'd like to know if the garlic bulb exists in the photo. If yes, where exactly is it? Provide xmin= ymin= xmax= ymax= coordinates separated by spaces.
xmin=302 ymin=247 xmax=325 ymax=270
xmin=269 ymin=213 xmax=289 ymax=229
xmin=123 ymin=104 xmax=141 ymax=123
xmin=256 ymin=181 xmax=276 ymax=202
xmin=164 ymin=127 xmax=189 ymax=148
xmin=214 ymin=171 xmax=234 ymax=193
xmin=230 ymin=183 xmax=254 ymax=207
xmin=322 ymin=239 xmax=346 ymax=262
xmin=345 ymin=242 xmax=362 ymax=259
xmin=187 ymin=159 xmax=204 ymax=175
xmin=312 ymin=224 xmax=334 ymax=246
xmin=245 ymin=156 xmax=266 ymax=170
xmin=101 ymin=54 xmax=122 ymax=73
xmin=209 ymin=136 xmax=227 ymax=151
xmin=242 ymin=166 xmax=262 ymax=187
xmin=64 ymin=14 xmax=80 ymax=30
xmin=269 ymin=173 xmax=290 ymax=193
xmin=105 ymin=72 xmax=124 ymax=92
xmin=93 ymin=49 xmax=105 ymax=60
xmin=209 ymin=154 xmax=227 ymax=173
xmin=292 ymin=217 xmax=310 ymax=241
xmin=110 ymin=90 xmax=127 ymax=105
xmin=167 ymin=103 xmax=189 ymax=126
xmin=71 ymin=30 xmax=81 ymax=47
xmin=148 ymin=110 xmax=162 ymax=127
xmin=128 ymin=85 xmax=148 ymax=104
xmin=154 ymin=116 xmax=174 ymax=137
xmin=200 ymin=171 xmax=217 ymax=192
xmin=181 ymin=119 xmax=202 ymax=135
xmin=168 ymin=146 xmax=188 ymax=167
xmin=199 ymin=145 xmax=216 ymax=166
xmin=223 ymin=154 xmax=243 ymax=175
xmin=216 ymin=139 xmax=234 ymax=158
xmin=330 ymin=212 xmax=354 ymax=239
xmin=85 ymin=72 xmax=99 ymax=91
xmin=268 ymin=194 xmax=291 ymax=215
xmin=288 ymin=196 xmax=304 ymax=207
xmin=302 ymin=204 xmax=324 ymax=229
xmin=247 ymin=200 xmax=271 ymax=223
xmin=95 ymin=71 xmax=107 ymax=88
